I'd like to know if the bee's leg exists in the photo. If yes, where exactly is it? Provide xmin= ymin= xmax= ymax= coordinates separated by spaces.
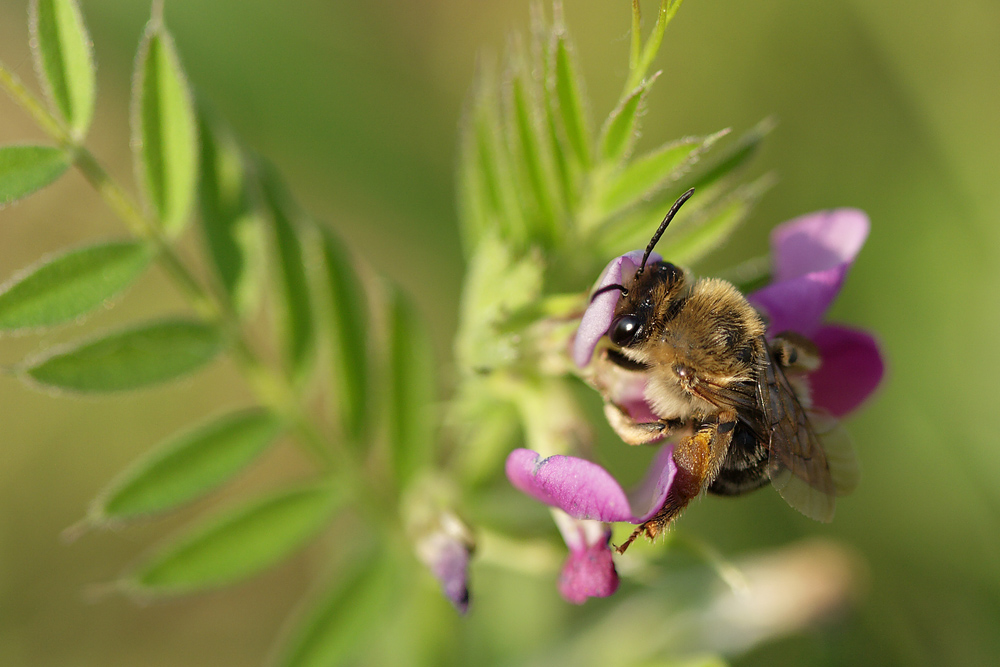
xmin=603 ymin=402 xmax=682 ymax=446
xmin=616 ymin=410 xmax=737 ymax=554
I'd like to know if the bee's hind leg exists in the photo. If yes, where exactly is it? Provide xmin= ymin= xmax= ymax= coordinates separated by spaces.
xmin=616 ymin=410 xmax=737 ymax=554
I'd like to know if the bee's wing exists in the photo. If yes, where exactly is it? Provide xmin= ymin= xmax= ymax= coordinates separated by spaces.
xmin=759 ymin=346 xmax=858 ymax=522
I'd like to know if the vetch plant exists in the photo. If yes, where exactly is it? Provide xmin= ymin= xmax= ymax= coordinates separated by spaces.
xmin=0 ymin=0 xmax=884 ymax=664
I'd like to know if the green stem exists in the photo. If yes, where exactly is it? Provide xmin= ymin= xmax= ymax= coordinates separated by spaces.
xmin=0 ymin=64 xmax=68 ymax=143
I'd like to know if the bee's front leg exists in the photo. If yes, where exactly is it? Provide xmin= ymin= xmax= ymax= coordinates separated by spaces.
xmin=603 ymin=402 xmax=683 ymax=445
xmin=616 ymin=410 xmax=737 ymax=554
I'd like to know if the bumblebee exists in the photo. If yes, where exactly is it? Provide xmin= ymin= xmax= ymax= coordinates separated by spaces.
xmin=589 ymin=190 xmax=858 ymax=553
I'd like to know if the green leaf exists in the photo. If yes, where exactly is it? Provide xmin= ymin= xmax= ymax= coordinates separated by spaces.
xmin=89 ymin=408 xmax=285 ymax=526
xmin=29 ymin=0 xmax=96 ymax=137
xmin=275 ymin=551 xmax=396 ymax=667
xmin=455 ymin=232 xmax=543 ymax=373
xmin=319 ymin=229 xmax=369 ymax=444
xmin=0 ymin=145 xmax=70 ymax=208
xmin=385 ymin=287 xmax=436 ymax=489
xmin=0 ymin=241 xmax=153 ymax=332
xmin=457 ymin=63 xmax=528 ymax=251
xmin=257 ymin=163 xmax=314 ymax=378
xmin=664 ymin=176 xmax=775 ymax=267
xmin=132 ymin=15 xmax=198 ymax=236
xmin=552 ymin=21 xmax=591 ymax=170
xmin=22 ymin=319 xmax=225 ymax=392
xmin=592 ymin=131 xmax=725 ymax=221
xmin=625 ymin=0 xmax=685 ymax=92
xmin=684 ymin=118 xmax=774 ymax=194
xmin=506 ymin=38 xmax=562 ymax=246
xmin=197 ymin=107 xmax=262 ymax=316
xmin=598 ymin=71 xmax=660 ymax=165
xmin=124 ymin=484 xmax=345 ymax=595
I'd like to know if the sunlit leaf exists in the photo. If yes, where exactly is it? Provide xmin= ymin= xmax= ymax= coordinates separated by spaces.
xmin=459 ymin=63 xmax=528 ymax=250
xmin=0 ymin=241 xmax=153 ymax=332
xmin=664 ymin=176 xmax=774 ymax=267
xmin=275 ymin=551 xmax=396 ymax=667
xmin=124 ymin=484 xmax=345 ymax=595
xmin=552 ymin=18 xmax=591 ymax=170
xmin=506 ymin=38 xmax=562 ymax=246
xmin=319 ymin=228 xmax=369 ymax=444
xmin=132 ymin=15 xmax=198 ymax=235
xmin=624 ymin=0 xmax=685 ymax=92
xmin=0 ymin=145 xmax=70 ymax=208
xmin=592 ymin=132 xmax=725 ymax=221
xmin=22 ymin=319 xmax=225 ymax=392
xmin=29 ymin=0 xmax=96 ymax=137
xmin=88 ymin=408 xmax=285 ymax=526
xmin=683 ymin=118 xmax=774 ymax=194
xmin=385 ymin=286 xmax=436 ymax=488
xmin=197 ymin=107 xmax=262 ymax=316
xmin=597 ymin=71 xmax=659 ymax=165
xmin=257 ymin=163 xmax=314 ymax=378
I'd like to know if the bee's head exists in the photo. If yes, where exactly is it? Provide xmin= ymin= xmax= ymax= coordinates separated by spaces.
xmin=588 ymin=188 xmax=695 ymax=350
xmin=608 ymin=261 xmax=686 ymax=348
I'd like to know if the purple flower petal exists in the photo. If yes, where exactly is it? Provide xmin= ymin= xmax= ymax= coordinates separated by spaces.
xmin=748 ymin=210 xmax=869 ymax=336
xmin=414 ymin=512 xmax=474 ymax=614
xmin=771 ymin=209 xmax=869 ymax=282
xmin=810 ymin=324 xmax=885 ymax=418
xmin=558 ymin=535 xmax=620 ymax=604
xmin=573 ymin=250 xmax=660 ymax=367
xmin=427 ymin=537 xmax=471 ymax=614
xmin=505 ymin=445 xmax=676 ymax=524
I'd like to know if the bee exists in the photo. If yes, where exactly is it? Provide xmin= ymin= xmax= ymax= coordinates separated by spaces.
xmin=589 ymin=189 xmax=858 ymax=554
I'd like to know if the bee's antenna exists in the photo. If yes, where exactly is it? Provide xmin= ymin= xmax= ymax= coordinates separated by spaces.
xmin=638 ymin=187 xmax=695 ymax=275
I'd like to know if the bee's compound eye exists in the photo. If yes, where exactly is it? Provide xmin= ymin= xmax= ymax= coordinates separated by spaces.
xmin=609 ymin=315 xmax=641 ymax=347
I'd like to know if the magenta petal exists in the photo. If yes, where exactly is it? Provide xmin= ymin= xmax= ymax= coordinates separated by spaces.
xmin=558 ymin=538 xmax=620 ymax=604
xmin=747 ymin=266 xmax=848 ymax=336
xmin=749 ymin=209 xmax=870 ymax=336
xmin=505 ymin=447 xmax=675 ymax=524
xmin=810 ymin=324 xmax=884 ymax=418
xmin=573 ymin=250 xmax=661 ymax=367
xmin=771 ymin=209 xmax=869 ymax=282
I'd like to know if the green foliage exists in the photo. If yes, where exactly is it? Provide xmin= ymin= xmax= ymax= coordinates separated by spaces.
xmin=88 ymin=408 xmax=285 ymax=525
xmin=0 ymin=1 xmax=776 ymax=664
xmin=197 ymin=106 xmax=263 ymax=317
xmin=0 ymin=145 xmax=70 ymax=207
xmin=319 ymin=228 xmax=370 ymax=444
xmin=22 ymin=319 xmax=225 ymax=392
xmin=29 ymin=0 xmax=95 ymax=138
xmin=0 ymin=241 xmax=152 ymax=331
xmin=275 ymin=551 xmax=397 ymax=667
xmin=123 ymin=483 xmax=345 ymax=595
xmin=385 ymin=286 xmax=437 ymax=489
xmin=132 ymin=13 xmax=198 ymax=236
xmin=258 ymin=162 xmax=316 ymax=380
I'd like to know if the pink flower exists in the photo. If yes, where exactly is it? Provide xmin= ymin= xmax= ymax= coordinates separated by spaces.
xmin=746 ymin=209 xmax=883 ymax=417
xmin=551 ymin=511 xmax=620 ymax=603
xmin=507 ymin=209 xmax=884 ymax=600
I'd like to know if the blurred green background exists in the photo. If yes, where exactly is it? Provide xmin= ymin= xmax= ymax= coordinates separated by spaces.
xmin=1 ymin=0 xmax=999 ymax=665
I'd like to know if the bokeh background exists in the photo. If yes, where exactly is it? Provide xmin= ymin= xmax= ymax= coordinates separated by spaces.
xmin=1 ymin=0 xmax=999 ymax=665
